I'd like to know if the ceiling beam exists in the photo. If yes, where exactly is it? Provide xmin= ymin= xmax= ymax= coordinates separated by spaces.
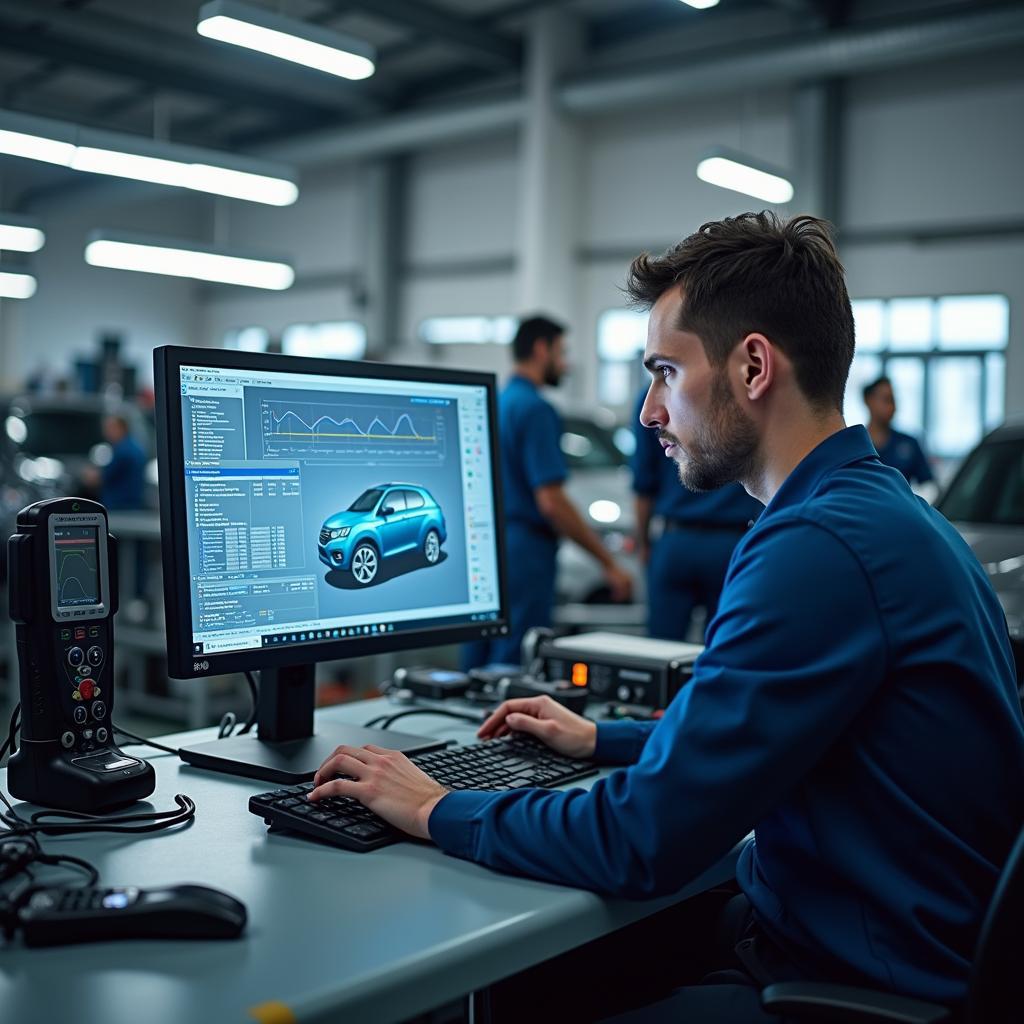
xmin=343 ymin=0 xmax=521 ymax=69
xmin=0 ymin=1 xmax=390 ymax=119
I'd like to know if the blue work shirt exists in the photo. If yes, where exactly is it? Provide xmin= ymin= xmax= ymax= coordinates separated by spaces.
xmin=430 ymin=425 xmax=1024 ymax=1003
xmin=631 ymin=393 xmax=762 ymax=525
xmin=498 ymin=375 xmax=567 ymax=536
xmin=875 ymin=428 xmax=933 ymax=484
xmin=101 ymin=435 xmax=147 ymax=510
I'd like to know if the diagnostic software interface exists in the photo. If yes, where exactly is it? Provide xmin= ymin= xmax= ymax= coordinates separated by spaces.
xmin=178 ymin=363 xmax=501 ymax=657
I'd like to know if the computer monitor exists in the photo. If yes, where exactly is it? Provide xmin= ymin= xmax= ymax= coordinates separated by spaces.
xmin=154 ymin=345 xmax=509 ymax=782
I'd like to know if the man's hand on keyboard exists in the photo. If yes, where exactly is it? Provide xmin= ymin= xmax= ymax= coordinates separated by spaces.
xmin=308 ymin=745 xmax=448 ymax=841
xmin=478 ymin=696 xmax=597 ymax=760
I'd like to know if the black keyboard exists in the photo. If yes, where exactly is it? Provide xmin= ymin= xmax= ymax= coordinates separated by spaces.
xmin=248 ymin=734 xmax=598 ymax=852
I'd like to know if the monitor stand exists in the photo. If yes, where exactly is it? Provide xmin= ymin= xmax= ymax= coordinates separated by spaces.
xmin=177 ymin=664 xmax=448 ymax=785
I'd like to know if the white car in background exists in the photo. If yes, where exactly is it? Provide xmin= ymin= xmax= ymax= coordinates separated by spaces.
xmin=937 ymin=418 xmax=1024 ymax=689
xmin=556 ymin=411 xmax=643 ymax=610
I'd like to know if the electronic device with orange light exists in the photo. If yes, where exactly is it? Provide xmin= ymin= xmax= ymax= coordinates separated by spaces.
xmin=531 ymin=631 xmax=704 ymax=711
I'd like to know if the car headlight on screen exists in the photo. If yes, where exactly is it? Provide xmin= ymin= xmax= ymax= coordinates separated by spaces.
xmin=330 ymin=527 xmax=351 ymax=539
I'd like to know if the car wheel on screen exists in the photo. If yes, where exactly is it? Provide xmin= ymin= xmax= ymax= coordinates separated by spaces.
xmin=351 ymin=543 xmax=379 ymax=585
xmin=424 ymin=529 xmax=441 ymax=565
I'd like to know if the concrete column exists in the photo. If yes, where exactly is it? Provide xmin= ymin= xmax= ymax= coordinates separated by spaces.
xmin=517 ymin=9 xmax=583 ymax=326
xmin=793 ymin=80 xmax=843 ymax=225
xmin=359 ymin=156 xmax=406 ymax=355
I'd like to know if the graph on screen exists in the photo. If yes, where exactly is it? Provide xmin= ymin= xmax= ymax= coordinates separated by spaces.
xmin=55 ymin=532 xmax=99 ymax=607
xmin=260 ymin=399 xmax=447 ymax=463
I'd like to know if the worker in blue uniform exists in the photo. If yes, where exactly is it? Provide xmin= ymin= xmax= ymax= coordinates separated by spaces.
xmin=461 ymin=316 xmax=632 ymax=670
xmin=310 ymin=215 xmax=1024 ymax=1023
xmin=632 ymin=388 xmax=762 ymax=640
xmin=96 ymin=414 xmax=147 ymax=511
xmin=863 ymin=375 xmax=934 ymax=485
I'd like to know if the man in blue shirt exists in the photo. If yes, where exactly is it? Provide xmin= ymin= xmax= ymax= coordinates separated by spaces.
xmin=632 ymin=387 xmax=762 ymax=640
xmin=462 ymin=316 xmax=632 ymax=668
xmin=310 ymin=215 xmax=1024 ymax=1021
xmin=98 ymin=414 xmax=147 ymax=511
xmin=863 ymin=375 xmax=934 ymax=486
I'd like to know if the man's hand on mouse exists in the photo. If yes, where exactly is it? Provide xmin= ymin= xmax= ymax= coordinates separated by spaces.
xmin=309 ymin=745 xmax=447 ymax=840
xmin=477 ymin=695 xmax=597 ymax=759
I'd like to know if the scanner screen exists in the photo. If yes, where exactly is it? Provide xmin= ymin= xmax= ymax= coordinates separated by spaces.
xmin=53 ymin=526 xmax=100 ymax=608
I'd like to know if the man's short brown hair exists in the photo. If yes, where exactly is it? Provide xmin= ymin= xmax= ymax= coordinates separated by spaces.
xmin=626 ymin=212 xmax=854 ymax=412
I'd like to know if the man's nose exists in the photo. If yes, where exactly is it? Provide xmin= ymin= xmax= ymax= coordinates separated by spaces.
xmin=639 ymin=387 xmax=662 ymax=430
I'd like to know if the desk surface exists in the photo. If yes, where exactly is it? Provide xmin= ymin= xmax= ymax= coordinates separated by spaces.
xmin=0 ymin=699 xmax=738 ymax=1024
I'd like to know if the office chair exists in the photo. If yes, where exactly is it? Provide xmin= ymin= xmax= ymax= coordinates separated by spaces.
xmin=760 ymin=822 xmax=1024 ymax=1024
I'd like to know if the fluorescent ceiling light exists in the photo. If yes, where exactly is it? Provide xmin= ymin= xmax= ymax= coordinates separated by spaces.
xmin=696 ymin=148 xmax=794 ymax=204
xmin=197 ymin=1 xmax=375 ymax=80
xmin=0 ymin=109 xmax=298 ymax=206
xmin=0 ymin=214 xmax=45 ymax=252
xmin=679 ymin=0 xmax=720 ymax=8
xmin=84 ymin=232 xmax=294 ymax=291
xmin=0 ymin=271 xmax=37 ymax=300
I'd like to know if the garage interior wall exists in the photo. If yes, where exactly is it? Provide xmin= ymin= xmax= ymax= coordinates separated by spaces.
xmin=0 ymin=46 xmax=1021 ymax=415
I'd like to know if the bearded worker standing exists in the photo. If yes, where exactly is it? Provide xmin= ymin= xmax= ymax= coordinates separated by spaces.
xmin=309 ymin=214 xmax=1024 ymax=1023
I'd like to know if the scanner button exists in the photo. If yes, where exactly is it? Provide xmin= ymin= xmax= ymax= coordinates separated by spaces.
xmin=92 ymin=701 xmax=106 ymax=720
xmin=59 ymin=629 xmax=71 ymax=641
xmin=73 ymin=706 xmax=88 ymax=724
xmin=79 ymin=665 xmax=92 ymax=677
xmin=79 ymin=679 xmax=95 ymax=700
xmin=96 ymin=727 xmax=109 ymax=744
xmin=67 ymin=647 xmax=84 ymax=667
xmin=87 ymin=646 xmax=103 ymax=666
xmin=83 ymin=729 xmax=94 ymax=741
xmin=88 ymin=626 xmax=100 ymax=638
xmin=61 ymin=731 xmax=75 ymax=749
xmin=616 ymin=685 xmax=631 ymax=702
xmin=74 ymin=628 xmax=86 ymax=641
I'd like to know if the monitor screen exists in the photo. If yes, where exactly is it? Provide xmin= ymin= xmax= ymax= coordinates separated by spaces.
xmin=156 ymin=348 xmax=507 ymax=676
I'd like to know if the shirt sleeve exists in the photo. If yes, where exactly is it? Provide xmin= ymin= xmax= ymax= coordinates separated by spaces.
xmin=428 ymin=517 xmax=888 ymax=897
xmin=521 ymin=401 xmax=567 ymax=490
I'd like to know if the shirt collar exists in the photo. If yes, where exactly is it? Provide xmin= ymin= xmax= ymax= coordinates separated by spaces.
xmin=764 ymin=425 xmax=879 ymax=516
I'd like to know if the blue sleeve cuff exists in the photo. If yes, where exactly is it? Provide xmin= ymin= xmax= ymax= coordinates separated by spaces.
xmin=428 ymin=789 xmax=501 ymax=858
xmin=593 ymin=720 xmax=656 ymax=765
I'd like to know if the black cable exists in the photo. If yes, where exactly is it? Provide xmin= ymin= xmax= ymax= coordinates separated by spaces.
xmin=363 ymin=708 xmax=482 ymax=730
xmin=112 ymin=724 xmax=181 ymax=757
xmin=1 ymin=795 xmax=196 ymax=838
xmin=0 ymin=704 xmax=21 ymax=766
xmin=239 ymin=671 xmax=259 ymax=735
xmin=217 ymin=712 xmax=237 ymax=739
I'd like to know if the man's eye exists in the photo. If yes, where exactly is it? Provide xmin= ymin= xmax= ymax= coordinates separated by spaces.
xmin=659 ymin=365 xmax=674 ymax=380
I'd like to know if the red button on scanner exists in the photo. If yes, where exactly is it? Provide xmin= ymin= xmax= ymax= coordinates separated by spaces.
xmin=79 ymin=679 xmax=95 ymax=700
xmin=74 ymin=628 xmax=86 ymax=640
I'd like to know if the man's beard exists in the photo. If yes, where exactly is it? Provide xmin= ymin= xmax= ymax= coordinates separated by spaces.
xmin=666 ymin=371 xmax=759 ymax=492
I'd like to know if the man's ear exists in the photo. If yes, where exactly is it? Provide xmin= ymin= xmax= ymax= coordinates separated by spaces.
xmin=740 ymin=333 xmax=773 ymax=401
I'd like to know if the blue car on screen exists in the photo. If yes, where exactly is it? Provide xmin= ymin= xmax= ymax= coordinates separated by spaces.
xmin=318 ymin=484 xmax=447 ymax=586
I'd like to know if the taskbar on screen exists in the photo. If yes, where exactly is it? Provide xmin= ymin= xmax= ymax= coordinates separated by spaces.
xmin=191 ymin=610 xmax=502 ymax=656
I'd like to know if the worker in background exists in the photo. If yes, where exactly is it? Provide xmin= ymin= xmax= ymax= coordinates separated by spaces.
xmin=462 ymin=316 xmax=632 ymax=670
xmin=84 ymin=414 xmax=147 ymax=511
xmin=863 ymin=375 xmax=934 ymax=487
xmin=632 ymin=387 xmax=762 ymax=641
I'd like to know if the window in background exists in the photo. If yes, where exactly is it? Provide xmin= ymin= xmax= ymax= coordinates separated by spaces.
xmin=596 ymin=308 xmax=649 ymax=405
xmin=223 ymin=326 xmax=269 ymax=351
xmin=418 ymin=316 xmax=516 ymax=345
xmin=282 ymin=322 xmax=366 ymax=359
xmin=849 ymin=294 xmax=1008 ymax=462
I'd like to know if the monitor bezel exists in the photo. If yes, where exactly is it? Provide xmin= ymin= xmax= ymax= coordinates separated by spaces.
xmin=154 ymin=344 xmax=510 ymax=679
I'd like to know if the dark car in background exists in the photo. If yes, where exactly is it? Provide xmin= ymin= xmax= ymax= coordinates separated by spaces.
xmin=319 ymin=483 xmax=447 ymax=586
xmin=3 ymin=394 xmax=155 ymax=505
xmin=937 ymin=418 xmax=1024 ymax=686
